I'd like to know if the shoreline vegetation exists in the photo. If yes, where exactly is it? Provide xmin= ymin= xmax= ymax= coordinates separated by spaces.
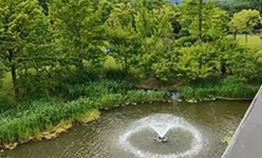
xmin=1 ymin=0 xmax=262 ymax=153
xmin=0 ymin=77 xmax=258 ymax=151
xmin=178 ymin=76 xmax=259 ymax=102
xmin=0 ymin=85 xmax=167 ymax=151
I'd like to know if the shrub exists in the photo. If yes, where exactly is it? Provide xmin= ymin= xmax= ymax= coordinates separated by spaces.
xmin=176 ymin=36 xmax=197 ymax=47
xmin=59 ymin=69 xmax=100 ymax=85
xmin=104 ymin=68 xmax=127 ymax=80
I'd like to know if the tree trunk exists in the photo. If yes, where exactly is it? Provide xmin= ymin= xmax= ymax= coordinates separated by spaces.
xmin=245 ymin=34 xmax=248 ymax=43
xmin=233 ymin=32 xmax=237 ymax=40
xmin=221 ymin=64 xmax=226 ymax=75
xmin=197 ymin=0 xmax=203 ymax=42
xmin=11 ymin=65 xmax=19 ymax=99
xmin=7 ymin=50 xmax=19 ymax=99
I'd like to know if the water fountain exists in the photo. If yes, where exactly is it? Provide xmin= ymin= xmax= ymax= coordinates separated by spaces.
xmin=119 ymin=114 xmax=203 ymax=158
xmin=155 ymin=136 xmax=168 ymax=143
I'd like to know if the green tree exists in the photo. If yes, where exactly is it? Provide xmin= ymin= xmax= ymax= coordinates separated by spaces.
xmin=211 ymin=38 xmax=244 ymax=75
xmin=49 ymin=0 xmax=107 ymax=70
xmin=106 ymin=3 xmax=141 ymax=74
xmin=178 ymin=0 xmax=228 ymax=41
xmin=38 ymin=0 xmax=49 ymax=14
xmin=134 ymin=0 xmax=177 ymax=80
xmin=177 ymin=44 xmax=217 ymax=81
xmin=237 ymin=0 xmax=262 ymax=15
xmin=0 ymin=0 xmax=51 ymax=99
xmin=198 ymin=0 xmax=203 ymax=42
xmin=229 ymin=9 xmax=261 ymax=42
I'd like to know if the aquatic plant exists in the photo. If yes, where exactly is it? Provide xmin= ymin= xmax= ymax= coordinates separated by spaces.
xmin=178 ymin=86 xmax=195 ymax=100
xmin=178 ymin=76 xmax=259 ymax=100
xmin=215 ymin=76 xmax=259 ymax=98
xmin=64 ymin=80 xmax=132 ymax=100
xmin=0 ymin=89 xmax=167 ymax=149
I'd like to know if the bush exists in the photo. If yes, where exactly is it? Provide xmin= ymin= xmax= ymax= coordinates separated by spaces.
xmin=104 ymin=69 xmax=127 ymax=80
xmin=0 ymin=95 xmax=15 ymax=113
xmin=59 ymin=69 xmax=100 ymax=85
xmin=176 ymin=36 xmax=197 ymax=47
xmin=18 ymin=74 xmax=57 ymax=100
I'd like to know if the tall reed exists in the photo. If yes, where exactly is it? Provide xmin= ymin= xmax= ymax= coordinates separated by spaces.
xmin=0 ymin=88 xmax=166 ymax=148
xmin=179 ymin=76 xmax=259 ymax=100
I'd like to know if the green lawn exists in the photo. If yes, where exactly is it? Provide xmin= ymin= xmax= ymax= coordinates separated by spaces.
xmin=236 ymin=34 xmax=262 ymax=49
xmin=103 ymin=56 xmax=119 ymax=69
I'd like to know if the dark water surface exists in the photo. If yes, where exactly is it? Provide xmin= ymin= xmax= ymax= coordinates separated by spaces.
xmin=1 ymin=101 xmax=249 ymax=158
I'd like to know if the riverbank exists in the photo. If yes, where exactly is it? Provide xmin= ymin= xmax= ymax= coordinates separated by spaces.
xmin=178 ymin=76 xmax=259 ymax=102
xmin=0 ymin=89 xmax=167 ymax=151
xmin=0 ymin=76 xmax=259 ymax=151
xmin=135 ymin=76 xmax=259 ymax=102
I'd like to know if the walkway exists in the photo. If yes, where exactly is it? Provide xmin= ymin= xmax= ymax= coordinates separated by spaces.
xmin=222 ymin=86 xmax=262 ymax=158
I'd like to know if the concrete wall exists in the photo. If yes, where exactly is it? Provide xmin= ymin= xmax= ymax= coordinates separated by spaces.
xmin=222 ymin=86 xmax=262 ymax=158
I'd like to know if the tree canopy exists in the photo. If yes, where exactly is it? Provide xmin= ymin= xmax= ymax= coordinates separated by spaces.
xmin=0 ymin=0 xmax=261 ymax=100
xmin=0 ymin=0 xmax=52 ymax=98
xmin=229 ymin=9 xmax=261 ymax=41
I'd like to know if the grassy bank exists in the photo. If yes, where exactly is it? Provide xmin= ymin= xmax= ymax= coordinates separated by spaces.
xmin=236 ymin=35 xmax=262 ymax=49
xmin=0 ymin=86 xmax=166 ymax=150
xmin=179 ymin=76 xmax=260 ymax=101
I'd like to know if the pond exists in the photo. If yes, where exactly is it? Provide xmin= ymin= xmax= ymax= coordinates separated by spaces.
xmin=1 ymin=100 xmax=249 ymax=158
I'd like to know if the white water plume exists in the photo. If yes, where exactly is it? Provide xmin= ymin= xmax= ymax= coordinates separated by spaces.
xmin=118 ymin=114 xmax=203 ymax=158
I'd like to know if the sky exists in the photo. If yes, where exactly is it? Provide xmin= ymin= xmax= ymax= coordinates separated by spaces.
xmin=168 ymin=0 xmax=182 ymax=3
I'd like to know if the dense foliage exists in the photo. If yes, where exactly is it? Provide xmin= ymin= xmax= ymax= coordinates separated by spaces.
xmin=0 ymin=0 xmax=261 ymax=102
xmin=179 ymin=76 xmax=259 ymax=100
xmin=0 ymin=0 xmax=262 ymax=148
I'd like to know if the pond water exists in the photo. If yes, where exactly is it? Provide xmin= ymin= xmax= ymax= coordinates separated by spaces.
xmin=1 ymin=100 xmax=249 ymax=158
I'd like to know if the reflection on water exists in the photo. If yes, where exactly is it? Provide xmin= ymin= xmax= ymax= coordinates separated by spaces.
xmin=1 ymin=100 xmax=249 ymax=158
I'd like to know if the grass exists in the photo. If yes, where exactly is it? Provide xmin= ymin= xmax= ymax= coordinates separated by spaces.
xmin=236 ymin=34 xmax=262 ymax=49
xmin=0 ymin=35 xmax=261 ymax=148
xmin=63 ymin=79 xmax=133 ymax=100
xmin=179 ymin=76 xmax=260 ymax=100
xmin=0 ymin=81 xmax=167 ymax=149
xmin=215 ymin=76 xmax=259 ymax=98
